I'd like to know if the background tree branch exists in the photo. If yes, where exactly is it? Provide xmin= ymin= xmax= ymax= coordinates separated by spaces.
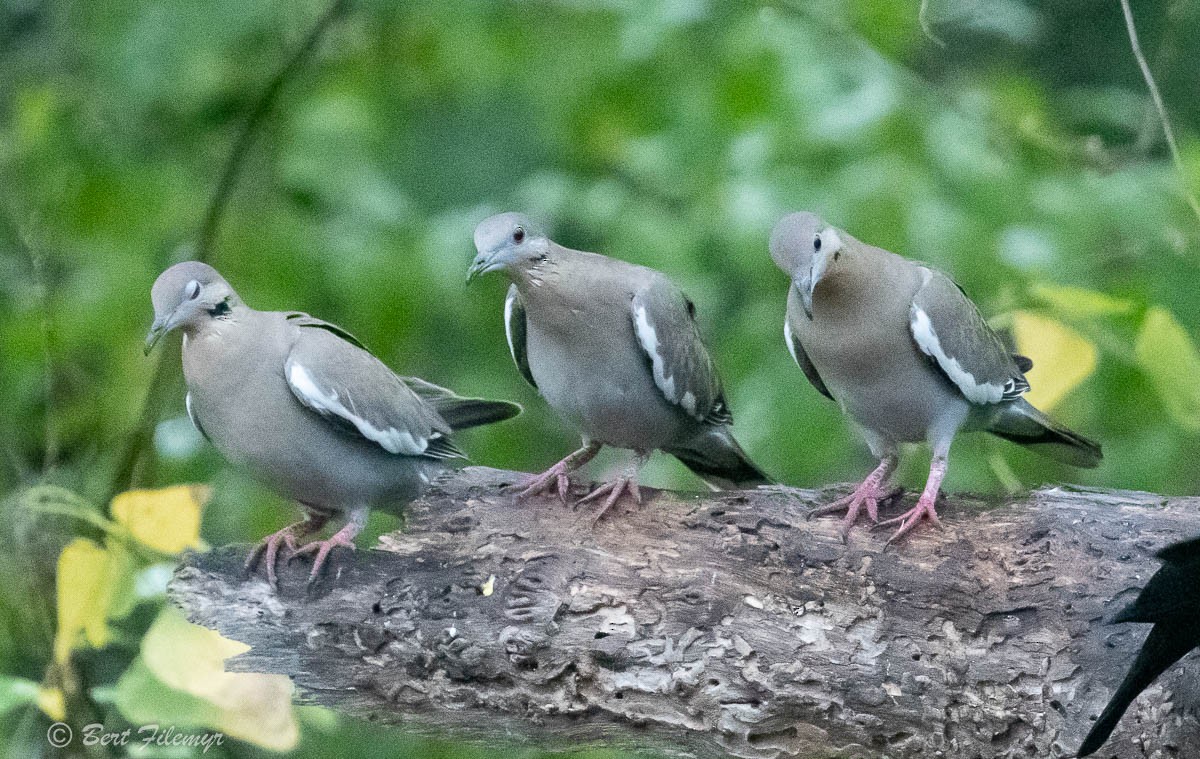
xmin=1118 ymin=0 xmax=1200 ymax=225
xmin=170 ymin=468 xmax=1200 ymax=759
xmin=106 ymin=0 xmax=352 ymax=503
xmin=193 ymin=0 xmax=351 ymax=261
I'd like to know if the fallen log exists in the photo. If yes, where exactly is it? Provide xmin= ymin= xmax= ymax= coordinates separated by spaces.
xmin=169 ymin=466 xmax=1200 ymax=758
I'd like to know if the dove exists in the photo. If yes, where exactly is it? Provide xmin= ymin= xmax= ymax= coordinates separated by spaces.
xmin=146 ymin=261 xmax=520 ymax=585
xmin=769 ymin=212 xmax=1100 ymax=542
xmin=469 ymin=212 xmax=770 ymax=517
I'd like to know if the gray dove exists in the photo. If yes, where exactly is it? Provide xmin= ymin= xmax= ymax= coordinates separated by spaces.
xmin=145 ymin=261 xmax=520 ymax=585
xmin=469 ymin=212 xmax=770 ymax=517
xmin=769 ymin=212 xmax=1101 ymax=542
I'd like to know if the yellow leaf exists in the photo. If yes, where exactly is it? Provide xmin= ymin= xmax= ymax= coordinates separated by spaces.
xmin=111 ymin=485 xmax=210 ymax=555
xmin=1029 ymin=283 xmax=1136 ymax=318
xmin=36 ymin=687 xmax=65 ymax=721
xmin=55 ymin=539 xmax=134 ymax=663
xmin=140 ymin=609 xmax=298 ymax=751
xmin=1135 ymin=307 xmax=1200 ymax=432
xmin=1012 ymin=311 xmax=1097 ymax=412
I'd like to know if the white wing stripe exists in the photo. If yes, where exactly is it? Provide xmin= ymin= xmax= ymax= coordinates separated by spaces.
xmin=185 ymin=392 xmax=199 ymax=432
xmin=910 ymin=306 xmax=1005 ymax=405
xmin=503 ymin=288 xmax=518 ymax=363
xmin=288 ymin=362 xmax=427 ymax=455
xmin=784 ymin=319 xmax=800 ymax=367
xmin=634 ymin=304 xmax=692 ymax=415
xmin=681 ymin=390 xmax=697 ymax=416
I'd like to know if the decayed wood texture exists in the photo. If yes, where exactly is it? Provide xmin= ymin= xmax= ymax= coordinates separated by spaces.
xmin=169 ymin=466 xmax=1200 ymax=759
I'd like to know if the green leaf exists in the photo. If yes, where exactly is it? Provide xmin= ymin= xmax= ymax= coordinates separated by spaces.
xmin=0 ymin=676 xmax=39 ymax=716
xmin=1029 ymin=283 xmax=1137 ymax=319
xmin=1135 ymin=307 xmax=1200 ymax=432
xmin=20 ymin=486 xmax=116 ymax=533
xmin=114 ymin=659 xmax=226 ymax=729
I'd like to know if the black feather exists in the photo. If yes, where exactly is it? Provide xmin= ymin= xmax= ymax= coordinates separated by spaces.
xmin=665 ymin=429 xmax=772 ymax=489
xmin=987 ymin=400 xmax=1102 ymax=468
xmin=430 ymin=398 xmax=522 ymax=431
xmin=286 ymin=312 xmax=367 ymax=349
xmin=1076 ymin=536 xmax=1200 ymax=756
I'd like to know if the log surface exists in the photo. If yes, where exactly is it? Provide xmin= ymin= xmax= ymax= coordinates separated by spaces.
xmin=169 ymin=467 xmax=1200 ymax=759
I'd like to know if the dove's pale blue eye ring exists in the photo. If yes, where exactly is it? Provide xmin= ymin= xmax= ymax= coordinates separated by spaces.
xmin=513 ymin=227 xmax=526 ymax=244
xmin=813 ymin=234 xmax=822 ymax=252
xmin=186 ymin=280 xmax=201 ymax=300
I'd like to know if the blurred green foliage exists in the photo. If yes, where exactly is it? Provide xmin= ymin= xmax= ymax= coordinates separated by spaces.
xmin=2 ymin=0 xmax=1200 ymax=756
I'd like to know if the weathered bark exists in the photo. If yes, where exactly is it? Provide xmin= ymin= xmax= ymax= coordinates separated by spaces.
xmin=169 ymin=466 xmax=1200 ymax=759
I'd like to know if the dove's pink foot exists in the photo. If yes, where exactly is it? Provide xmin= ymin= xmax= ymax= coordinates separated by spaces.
xmin=512 ymin=443 xmax=602 ymax=505
xmin=578 ymin=476 xmax=640 ymax=523
xmin=809 ymin=456 xmax=898 ymax=540
xmin=877 ymin=455 xmax=947 ymax=545
xmin=246 ymin=511 xmax=330 ymax=588
xmin=578 ymin=451 xmax=649 ymax=523
xmin=289 ymin=506 xmax=368 ymax=584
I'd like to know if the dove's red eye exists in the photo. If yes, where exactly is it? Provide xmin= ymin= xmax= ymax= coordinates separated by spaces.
xmin=513 ymin=227 xmax=526 ymax=244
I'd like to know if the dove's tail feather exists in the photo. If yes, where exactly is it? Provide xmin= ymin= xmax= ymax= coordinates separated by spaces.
xmin=666 ymin=428 xmax=773 ymax=490
xmin=988 ymin=399 xmax=1102 ymax=469
xmin=434 ymin=398 xmax=523 ymax=431
xmin=399 ymin=376 xmax=522 ymax=431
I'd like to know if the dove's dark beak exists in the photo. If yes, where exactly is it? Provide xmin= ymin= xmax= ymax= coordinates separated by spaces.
xmin=144 ymin=317 xmax=168 ymax=355
xmin=466 ymin=252 xmax=502 ymax=284
xmin=798 ymin=271 xmax=816 ymax=320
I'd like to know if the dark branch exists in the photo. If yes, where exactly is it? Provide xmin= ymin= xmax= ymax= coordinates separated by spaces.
xmin=193 ymin=0 xmax=351 ymax=260
xmin=170 ymin=468 xmax=1200 ymax=759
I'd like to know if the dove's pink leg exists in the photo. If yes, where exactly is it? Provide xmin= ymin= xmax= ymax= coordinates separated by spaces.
xmin=878 ymin=454 xmax=947 ymax=544
xmin=512 ymin=442 xmax=602 ymax=505
xmin=290 ymin=505 xmax=369 ymax=584
xmin=809 ymin=456 xmax=898 ymax=540
xmin=245 ymin=510 xmax=331 ymax=588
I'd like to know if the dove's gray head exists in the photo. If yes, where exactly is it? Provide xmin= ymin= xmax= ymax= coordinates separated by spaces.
xmin=769 ymin=212 xmax=845 ymax=320
xmin=468 ymin=212 xmax=551 ymax=282
xmin=145 ymin=261 xmax=240 ymax=354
